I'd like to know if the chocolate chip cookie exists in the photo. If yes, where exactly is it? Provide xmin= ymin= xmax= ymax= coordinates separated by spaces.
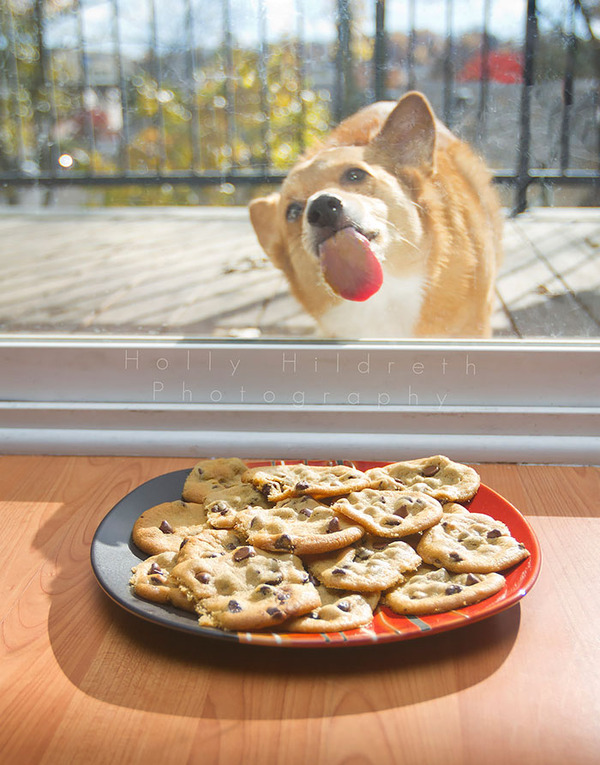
xmin=241 ymin=463 xmax=370 ymax=502
xmin=366 ymin=455 xmax=480 ymax=502
xmin=417 ymin=504 xmax=531 ymax=573
xmin=170 ymin=532 xmax=321 ymax=631
xmin=332 ymin=489 xmax=443 ymax=538
xmin=234 ymin=495 xmax=365 ymax=555
xmin=284 ymin=585 xmax=379 ymax=633
xmin=306 ymin=536 xmax=421 ymax=592
xmin=132 ymin=500 xmax=210 ymax=555
xmin=182 ymin=457 xmax=249 ymax=504
xmin=384 ymin=564 xmax=506 ymax=615
xmin=130 ymin=550 xmax=195 ymax=612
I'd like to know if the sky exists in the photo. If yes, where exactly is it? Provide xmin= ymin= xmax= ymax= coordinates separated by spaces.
xmin=42 ymin=0 xmax=585 ymax=56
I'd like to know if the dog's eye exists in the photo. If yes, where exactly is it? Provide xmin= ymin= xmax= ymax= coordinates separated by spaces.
xmin=285 ymin=202 xmax=303 ymax=223
xmin=342 ymin=167 xmax=368 ymax=184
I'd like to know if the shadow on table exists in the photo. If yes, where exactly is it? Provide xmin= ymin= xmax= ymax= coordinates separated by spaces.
xmin=49 ymin=573 xmax=521 ymax=720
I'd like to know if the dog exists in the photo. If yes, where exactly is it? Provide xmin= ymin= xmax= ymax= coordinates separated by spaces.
xmin=249 ymin=91 xmax=503 ymax=338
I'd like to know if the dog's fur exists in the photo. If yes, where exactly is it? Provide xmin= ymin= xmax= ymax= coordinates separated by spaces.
xmin=249 ymin=91 xmax=503 ymax=338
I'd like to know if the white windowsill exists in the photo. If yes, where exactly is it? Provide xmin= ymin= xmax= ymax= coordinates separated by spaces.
xmin=1 ymin=335 xmax=598 ymax=464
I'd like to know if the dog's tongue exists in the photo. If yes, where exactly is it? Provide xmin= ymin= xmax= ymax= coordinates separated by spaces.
xmin=318 ymin=227 xmax=383 ymax=301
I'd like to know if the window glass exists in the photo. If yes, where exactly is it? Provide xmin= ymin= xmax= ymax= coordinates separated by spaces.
xmin=0 ymin=0 xmax=598 ymax=342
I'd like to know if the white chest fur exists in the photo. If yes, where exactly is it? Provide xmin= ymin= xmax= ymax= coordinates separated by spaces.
xmin=317 ymin=273 xmax=426 ymax=339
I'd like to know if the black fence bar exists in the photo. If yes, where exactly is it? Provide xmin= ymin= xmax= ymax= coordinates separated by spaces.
xmin=514 ymin=0 xmax=538 ymax=215
xmin=148 ymin=0 xmax=166 ymax=174
xmin=75 ymin=0 xmax=96 ymax=174
xmin=477 ymin=0 xmax=491 ymax=144
xmin=257 ymin=0 xmax=271 ymax=168
xmin=442 ymin=0 xmax=454 ymax=128
xmin=407 ymin=0 xmax=416 ymax=91
xmin=1 ymin=3 xmax=26 ymax=170
xmin=111 ymin=0 xmax=130 ymax=174
xmin=184 ymin=0 xmax=201 ymax=172
xmin=295 ymin=0 xmax=307 ymax=157
xmin=373 ymin=0 xmax=386 ymax=101
xmin=560 ymin=0 xmax=576 ymax=171
xmin=4 ymin=168 xmax=596 ymax=187
xmin=222 ymin=0 xmax=236 ymax=169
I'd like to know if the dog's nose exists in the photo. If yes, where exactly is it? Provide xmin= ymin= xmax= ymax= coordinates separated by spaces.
xmin=307 ymin=194 xmax=344 ymax=229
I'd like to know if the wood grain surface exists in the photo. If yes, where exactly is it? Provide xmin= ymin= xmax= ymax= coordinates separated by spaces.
xmin=1 ymin=456 xmax=599 ymax=765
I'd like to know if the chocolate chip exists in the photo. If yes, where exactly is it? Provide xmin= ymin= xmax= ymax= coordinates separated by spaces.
xmin=487 ymin=529 xmax=502 ymax=539
xmin=326 ymin=517 xmax=341 ymax=533
xmin=353 ymin=547 xmax=371 ymax=560
xmin=159 ymin=520 xmax=174 ymax=534
xmin=233 ymin=545 xmax=255 ymax=561
xmin=274 ymin=534 xmax=294 ymax=550
xmin=179 ymin=538 xmax=188 ymax=549
xmin=258 ymin=585 xmax=273 ymax=596
xmin=295 ymin=481 xmax=310 ymax=491
xmin=422 ymin=465 xmax=440 ymax=477
xmin=379 ymin=495 xmax=386 ymax=503
xmin=227 ymin=599 xmax=243 ymax=613
xmin=149 ymin=562 xmax=162 ymax=574
xmin=445 ymin=584 xmax=462 ymax=595
xmin=265 ymin=574 xmax=284 ymax=585
xmin=331 ymin=567 xmax=347 ymax=575
xmin=266 ymin=607 xmax=283 ymax=618
xmin=449 ymin=552 xmax=463 ymax=561
xmin=299 ymin=507 xmax=313 ymax=517
xmin=276 ymin=591 xmax=291 ymax=602
xmin=210 ymin=501 xmax=229 ymax=515
xmin=384 ymin=517 xmax=402 ymax=526
xmin=195 ymin=572 xmax=210 ymax=584
xmin=394 ymin=505 xmax=408 ymax=518
xmin=261 ymin=482 xmax=278 ymax=498
xmin=465 ymin=574 xmax=480 ymax=585
xmin=337 ymin=601 xmax=351 ymax=612
xmin=150 ymin=576 xmax=164 ymax=585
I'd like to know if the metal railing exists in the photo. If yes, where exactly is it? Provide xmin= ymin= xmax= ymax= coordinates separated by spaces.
xmin=0 ymin=0 xmax=598 ymax=212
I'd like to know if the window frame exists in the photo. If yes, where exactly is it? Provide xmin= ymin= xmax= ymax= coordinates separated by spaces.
xmin=1 ymin=334 xmax=598 ymax=464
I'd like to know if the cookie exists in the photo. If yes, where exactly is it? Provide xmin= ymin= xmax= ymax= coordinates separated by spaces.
xmin=366 ymin=455 xmax=480 ymax=502
xmin=332 ymin=489 xmax=443 ymax=538
xmin=384 ymin=564 xmax=506 ymax=615
xmin=306 ymin=536 xmax=421 ymax=592
xmin=235 ymin=495 xmax=365 ymax=555
xmin=132 ymin=500 xmax=210 ymax=555
xmin=284 ymin=585 xmax=379 ymax=633
xmin=241 ymin=463 xmax=370 ymax=502
xmin=171 ymin=532 xmax=321 ymax=631
xmin=182 ymin=457 xmax=249 ymax=503
xmin=130 ymin=551 xmax=195 ymax=612
xmin=202 ymin=482 xmax=271 ymax=529
xmin=416 ymin=504 xmax=531 ymax=573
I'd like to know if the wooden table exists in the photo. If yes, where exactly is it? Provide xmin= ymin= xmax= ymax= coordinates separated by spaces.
xmin=1 ymin=456 xmax=599 ymax=765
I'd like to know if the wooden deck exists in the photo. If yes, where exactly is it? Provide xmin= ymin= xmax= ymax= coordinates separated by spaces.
xmin=0 ymin=206 xmax=599 ymax=339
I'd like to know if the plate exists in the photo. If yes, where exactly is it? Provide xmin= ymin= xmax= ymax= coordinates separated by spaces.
xmin=90 ymin=462 xmax=541 ymax=648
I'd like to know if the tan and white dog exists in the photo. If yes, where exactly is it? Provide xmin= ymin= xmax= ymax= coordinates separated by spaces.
xmin=249 ymin=91 xmax=503 ymax=338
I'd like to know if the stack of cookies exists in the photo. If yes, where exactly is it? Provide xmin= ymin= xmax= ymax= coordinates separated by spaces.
xmin=130 ymin=455 xmax=530 ymax=634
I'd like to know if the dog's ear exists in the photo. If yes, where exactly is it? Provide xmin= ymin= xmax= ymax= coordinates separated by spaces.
xmin=370 ymin=91 xmax=437 ymax=170
xmin=248 ymin=193 xmax=287 ymax=269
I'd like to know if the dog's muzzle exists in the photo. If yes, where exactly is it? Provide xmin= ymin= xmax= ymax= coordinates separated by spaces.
xmin=306 ymin=194 xmax=384 ymax=302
